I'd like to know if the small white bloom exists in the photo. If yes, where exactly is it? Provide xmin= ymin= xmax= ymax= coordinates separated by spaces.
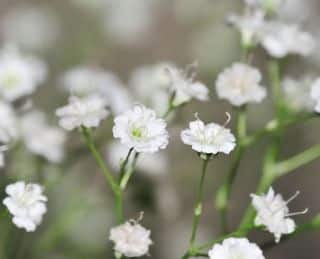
xmin=113 ymin=105 xmax=169 ymax=153
xmin=259 ymin=22 xmax=315 ymax=58
xmin=3 ymin=181 xmax=47 ymax=232
xmin=251 ymin=187 xmax=307 ymax=242
xmin=216 ymin=63 xmax=267 ymax=106
xmin=181 ymin=117 xmax=236 ymax=155
xmin=167 ymin=65 xmax=209 ymax=106
xmin=0 ymin=45 xmax=47 ymax=101
xmin=283 ymin=76 xmax=316 ymax=112
xmin=56 ymin=95 xmax=109 ymax=131
xmin=20 ymin=111 xmax=66 ymax=163
xmin=61 ymin=66 xmax=131 ymax=115
xmin=0 ymin=101 xmax=19 ymax=143
xmin=109 ymin=220 xmax=152 ymax=257
xmin=208 ymin=237 xmax=265 ymax=259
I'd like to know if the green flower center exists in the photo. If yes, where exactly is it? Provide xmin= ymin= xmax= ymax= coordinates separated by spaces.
xmin=132 ymin=127 xmax=143 ymax=139
xmin=3 ymin=74 xmax=20 ymax=89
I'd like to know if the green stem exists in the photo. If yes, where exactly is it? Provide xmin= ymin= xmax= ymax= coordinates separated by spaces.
xmin=187 ymin=158 xmax=210 ymax=254
xmin=119 ymin=152 xmax=139 ymax=190
xmin=119 ymin=148 xmax=134 ymax=180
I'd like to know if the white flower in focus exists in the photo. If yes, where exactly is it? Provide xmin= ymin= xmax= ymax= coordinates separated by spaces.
xmin=0 ymin=45 xmax=47 ymax=101
xmin=259 ymin=22 xmax=315 ymax=58
xmin=216 ymin=63 xmax=266 ymax=106
xmin=56 ymin=95 xmax=109 ymax=131
xmin=109 ymin=221 xmax=152 ymax=257
xmin=167 ymin=65 xmax=209 ymax=106
xmin=208 ymin=237 xmax=265 ymax=259
xmin=228 ymin=10 xmax=265 ymax=48
xmin=130 ymin=62 xmax=175 ymax=115
xmin=20 ymin=111 xmax=66 ymax=163
xmin=181 ymin=117 xmax=236 ymax=155
xmin=310 ymin=78 xmax=320 ymax=113
xmin=282 ymin=77 xmax=316 ymax=112
xmin=0 ymin=101 xmax=19 ymax=143
xmin=113 ymin=105 xmax=169 ymax=153
xmin=3 ymin=181 xmax=47 ymax=232
xmin=251 ymin=187 xmax=307 ymax=242
xmin=61 ymin=66 xmax=131 ymax=115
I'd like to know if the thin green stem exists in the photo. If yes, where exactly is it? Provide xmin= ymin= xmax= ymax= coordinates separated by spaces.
xmin=120 ymin=152 xmax=139 ymax=190
xmin=119 ymin=148 xmax=134 ymax=180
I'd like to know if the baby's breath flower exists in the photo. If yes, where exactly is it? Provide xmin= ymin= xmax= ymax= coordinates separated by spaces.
xmin=113 ymin=105 xmax=169 ymax=153
xmin=0 ymin=45 xmax=47 ymax=102
xmin=3 ymin=181 xmax=47 ymax=232
xmin=20 ymin=111 xmax=66 ymax=163
xmin=259 ymin=22 xmax=315 ymax=58
xmin=56 ymin=95 xmax=109 ymax=131
xmin=216 ymin=63 xmax=267 ymax=107
xmin=0 ymin=101 xmax=19 ymax=143
xmin=251 ymin=187 xmax=307 ymax=242
xmin=167 ymin=65 xmax=209 ymax=106
xmin=208 ymin=237 xmax=265 ymax=259
xmin=181 ymin=115 xmax=236 ymax=155
xmin=109 ymin=220 xmax=152 ymax=257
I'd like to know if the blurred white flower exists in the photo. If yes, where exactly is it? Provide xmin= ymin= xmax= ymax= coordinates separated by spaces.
xmin=259 ymin=22 xmax=315 ymax=58
xmin=130 ymin=62 xmax=174 ymax=115
xmin=310 ymin=78 xmax=320 ymax=113
xmin=56 ymin=95 xmax=109 ymax=131
xmin=109 ymin=220 xmax=152 ymax=257
xmin=208 ymin=237 xmax=265 ymax=259
xmin=0 ymin=45 xmax=47 ymax=101
xmin=181 ymin=117 xmax=236 ymax=155
xmin=106 ymin=141 xmax=168 ymax=176
xmin=20 ymin=111 xmax=66 ymax=163
xmin=251 ymin=187 xmax=307 ymax=242
xmin=61 ymin=66 xmax=131 ymax=115
xmin=0 ymin=101 xmax=19 ymax=143
xmin=282 ymin=76 xmax=316 ymax=112
xmin=216 ymin=63 xmax=266 ymax=106
xmin=228 ymin=10 xmax=265 ymax=48
xmin=167 ymin=65 xmax=209 ymax=106
xmin=3 ymin=181 xmax=47 ymax=232
xmin=0 ymin=7 xmax=60 ymax=51
xmin=113 ymin=105 xmax=169 ymax=153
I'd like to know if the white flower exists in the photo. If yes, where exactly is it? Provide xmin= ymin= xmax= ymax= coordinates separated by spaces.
xmin=61 ymin=66 xmax=131 ymax=115
xmin=3 ymin=181 xmax=47 ymax=232
xmin=283 ymin=76 xmax=316 ymax=112
xmin=216 ymin=63 xmax=267 ymax=106
xmin=181 ymin=117 xmax=236 ymax=155
xmin=167 ymin=65 xmax=209 ymax=106
xmin=251 ymin=187 xmax=307 ymax=242
xmin=130 ymin=62 xmax=175 ymax=115
xmin=228 ymin=10 xmax=265 ymax=48
xmin=109 ymin=221 xmax=152 ymax=257
xmin=113 ymin=105 xmax=169 ymax=153
xmin=0 ymin=45 xmax=47 ymax=101
xmin=208 ymin=237 xmax=265 ymax=259
xmin=310 ymin=78 xmax=320 ymax=113
xmin=56 ymin=95 xmax=109 ymax=131
xmin=20 ymin=111 xmax=66 ymax=163
xmin=0 ymin=101 xmax=19 ymax=143
xmin=259 ymin=22 xmax=315 ymax=58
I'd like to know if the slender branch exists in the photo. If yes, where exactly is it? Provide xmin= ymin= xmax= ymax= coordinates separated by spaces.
xmin=119 ymin=152 xmax=139 ymax=190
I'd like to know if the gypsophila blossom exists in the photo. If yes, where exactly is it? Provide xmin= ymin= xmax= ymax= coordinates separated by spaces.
xmin=0 ymin=101 xmax=18 ymax=143
xmin=283 ymin=76 xmax=316 ymax=112
xmin=251 ymin=187 xmax=307 ymax=242
xmin=208 ymin=237 xmax=265 ymax=259
xmin=109 ymin=220 xmax=152 ymax=257
xmin=0 ymin=45 xmax=47 ymax=101
xmin=61 ymin=66 xmax=131 ymax=115
xmin=259 ymin=22 xmax=315 ymax=58
xmin=166 ymin=65 xmax=209 ymax=106
xmin=20 ymin=111 xmax=66 ymax=163
xmin=181 ymin=116 xmax=236 ymax=155
xmin=113 ymin=105 xmax=169 ymax=153
xmin=310 ymin=78 xmax=320 ymax=113
xmin=216 ymin=63 xmax=267 ymax=106
xmin=56 ymin=95 xmax=109 ymax=131
xmin=3 ymin=181 xmax=47 ymax=232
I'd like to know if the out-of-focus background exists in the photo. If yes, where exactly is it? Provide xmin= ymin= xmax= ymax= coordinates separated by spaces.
xmin=0 ymin=0 xmax=320 ymax=258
